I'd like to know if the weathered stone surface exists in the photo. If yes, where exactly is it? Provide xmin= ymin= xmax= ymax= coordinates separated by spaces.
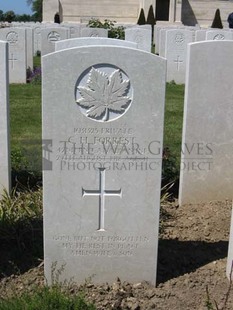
xmin=125 ymin=28 xmax=152 ymax=52
xmin=165 ymin=29 xmax=193 ymax=84
xmin=55 ymin=37 xmax=137 ymax=51
xmin=179 ymin=41 xmax=233 ymax=205
xmin=41 ymin=27 xmax=69 ymax=56
xmin=81 ymin=28 xmax=108 ymax=38
xmin=0 ymin=41 xmax=11 ymax=195
xmin=0 ymin=28 xmax=27 ymax=83
xmin=42 ymin=45 xmax=166 ymax=285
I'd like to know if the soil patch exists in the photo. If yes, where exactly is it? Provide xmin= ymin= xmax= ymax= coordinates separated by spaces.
xmin=0 ymin=200 xmax=233 ymax=309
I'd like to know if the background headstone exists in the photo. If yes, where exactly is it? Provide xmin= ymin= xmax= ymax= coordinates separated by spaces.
xmin=227 ymin=206 xmax=233 ymax=280
xmin=0 ymin=28 xmax=27 ymax=83
xmin=125 ymin=28 xmax=152 ymax=52
xmin=33 ymin=25 xmax=44 ymax=55
xmin=55 ymin=37 xmax=138 ymax=51
xmin=41 ymin=27 xmax=69 ymax=56
xmin=195 ymin=29 xmax=207 ymax=42
xmin=206 ymin=30 xmax=232 ymax=41
xmin=0 ymin=41 xmax=11 ymax=195
xmin=165 ymin=29 xmax=193 ymax=84
xmin=43 ymin=45 xmax=166 ymax=285
xmin=26 ymin=28 xmax=34 ymax=69
xmin=179 ymin=41 xmax=233 ymax=205
xmin=81 ymin=28 xmax=108 ymax=38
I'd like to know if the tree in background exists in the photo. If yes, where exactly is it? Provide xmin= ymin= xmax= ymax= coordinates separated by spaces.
xmin=146 ymin=5 xmax=155 ymax=26
xmin=146 ymin=5 xmax=156 ymax=46
xmin=137 ymin=8 xmax=146 ymax=25
xmin=3 ymin=10 xmax=16 ymax=23
xmin=27 ymin=0 xmax=42 ymax=21
xmin=211 ymin=8 xmax=223 ymax=29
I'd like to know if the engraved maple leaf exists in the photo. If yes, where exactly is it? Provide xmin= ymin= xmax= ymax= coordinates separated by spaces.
xmin=77 ymin=68 xmax=131 ymax=121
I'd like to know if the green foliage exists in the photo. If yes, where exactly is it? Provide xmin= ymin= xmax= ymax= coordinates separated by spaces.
xmin=137 ymin=8 xmax=146 ymax=25
xmin=162 ymin=147 xmax=179 ymax=183
xmin=3 ymin=10 xmax=16 ymax=23
xmin=211 ymin=8 xmax=223 ymax=29
xmin=27 ymin=67 xmax=42 ymax=85
xmin=10 ymin=83 xmax=41 ymax=156
xmin=11 ymin=148 xmax=29 ymax=171
xmin=27 ymin=0 xmax=42 ymax=22
xmin=164 ymin=82 xmax=185 ymax=167
xmin=0 ymin=9 xmax=33 ymax=22
xmin=0 ymin=285 xmax=96 ymax=310
xmin=34 ymin=55 xmax=41 ymax=66
xmin=0 ymin=187 xmax=43 ymax=264
xmin=87 ymin=18 xmax=125 ymax=39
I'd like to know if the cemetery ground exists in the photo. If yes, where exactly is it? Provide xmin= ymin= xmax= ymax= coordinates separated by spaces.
xmin=0 ymin=68 xmax=233 ymax=309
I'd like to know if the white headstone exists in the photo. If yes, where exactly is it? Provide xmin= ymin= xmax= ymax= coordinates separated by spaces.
xmin=227 ymin=207 xmax=233 ymax=279
xmin=55 ymin=37 xmax=138 ymax=51
xmin=0 ymin=41 xmax=11 ymax=194
xmin=41 ymin=27 xmax=69 ymax=56
xmin=165 ymin=29 xmax=193 ymax=84
xmin=195 ymin=29 xmax=207 ymax=42
xmin=26 ymin=28 xmax=34 ymax=69
xmin=62 ymin=24 xmax=82 ymax=38
xmin=206 ymin=30 xmax=232 ymax=41
xmin=81 ymin=28 xmax=108 ymax=38
xmin=159 ymin=29 xmax=167 ymax=57
xmin=42 ymin=45 xmax=166 ymax=285
xmin=0 ymin=28 xmax=27 ymax=83
xmin=179 ymin=41 xmax=233 ymax=205
xmin=125 ymin=28 xmax=152 ymax=52
xmin=33 ymin=25 xmax=44 ymax=55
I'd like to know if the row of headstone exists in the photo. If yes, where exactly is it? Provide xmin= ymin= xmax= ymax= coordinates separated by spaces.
xmin=173 ymin=39 xmax=233 ymax=280
xmin=156 ymin=26 xmax=233 ymax=83
xmin=1 ymin=24 xmax=233 ymax=283
xmin=41 ymin=37 xmax=233 ymax=285
xmin=0 ymin=23 xmax=153 ymax=83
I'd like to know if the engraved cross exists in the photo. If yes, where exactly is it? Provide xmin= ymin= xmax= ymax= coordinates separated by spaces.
xmin=174 ymin=55 xmax=183 ymax=71
xmin=82 ymin=168 xmax=122 ymax=231
xmin=9 ymin=53 xmax=18 ymax=69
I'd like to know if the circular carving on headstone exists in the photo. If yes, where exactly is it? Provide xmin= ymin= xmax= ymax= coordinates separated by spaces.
xmin=75 ymin=64 xmax=133 ymax=122
xmin=175 ymin=33 xmax=185 ymax=45
xmin=35 ymin=27 xmax=41 ymax=35
xmin=134 ymin=31 xmax=143 ymax=44
xmin=47 ymin=31 xmax=61 ymax=43
xmin=213 ymin=34 xmax=225 ymax=40
xmin=6 ymin=31 xmax=18 ymax=44
xmin=90 ymin=31 xmax=99 ymax=37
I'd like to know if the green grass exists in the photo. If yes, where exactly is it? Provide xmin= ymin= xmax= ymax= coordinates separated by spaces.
xmin=10 ymin=83 xmax=42 ymax=172
xmin=33 ymin=56 xmax=41 ymax=67
xmin=0 ymin=285 xmax=95 ymax=310
xmin=164 ymin=82 xmax=185 ymax=164
xmin=9 ymin=64 xmax=185 ymax=180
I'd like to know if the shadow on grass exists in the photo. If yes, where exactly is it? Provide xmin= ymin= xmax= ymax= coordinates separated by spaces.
xmin=11 ymin=170 xmax=42 ymax=189
xmin=0 ymin=218 xmax=43 ymax=278
xmin=157 ymin=239 xmax=228 ymax=284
